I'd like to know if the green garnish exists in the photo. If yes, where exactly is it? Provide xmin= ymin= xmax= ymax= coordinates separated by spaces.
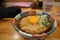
xmin=39 ymin=15 xmax=50 ymax=27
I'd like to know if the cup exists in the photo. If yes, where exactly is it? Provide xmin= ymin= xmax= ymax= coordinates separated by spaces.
xmin=43 ymin=0 xmax=54 ymax=13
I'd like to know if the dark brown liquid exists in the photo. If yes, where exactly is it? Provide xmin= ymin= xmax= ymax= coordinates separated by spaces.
xmin=31 ymin=1 xmax=43 ymax=9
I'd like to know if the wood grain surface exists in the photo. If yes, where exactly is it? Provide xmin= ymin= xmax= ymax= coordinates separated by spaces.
xmin=0 ymin=5 xmax=60 ymax=40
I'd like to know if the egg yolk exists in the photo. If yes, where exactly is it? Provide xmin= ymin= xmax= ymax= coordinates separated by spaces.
xmin=28 ymin=16 xmax=39 ymax=24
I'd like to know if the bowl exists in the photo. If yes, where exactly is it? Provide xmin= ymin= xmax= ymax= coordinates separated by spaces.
xmin=13 ymin=10 xmax=57 ymax=40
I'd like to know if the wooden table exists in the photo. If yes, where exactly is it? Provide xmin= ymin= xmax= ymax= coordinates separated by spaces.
xmin=0 ymin=6 xmax=60 ymax=40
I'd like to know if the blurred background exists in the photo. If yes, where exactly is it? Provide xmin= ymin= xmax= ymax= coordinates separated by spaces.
xmin=0 ymin=0 xmax=60 ymax=7
xmin=4 ymin=0 xmax=60 ymax=2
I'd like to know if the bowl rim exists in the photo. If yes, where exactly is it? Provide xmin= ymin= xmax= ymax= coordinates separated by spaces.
xmin=13 ymin=10 xmax=57 ymax=38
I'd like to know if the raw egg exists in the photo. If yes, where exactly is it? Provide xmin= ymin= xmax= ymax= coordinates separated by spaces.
xmin=28 ymin=16 xmax=39 ymax=24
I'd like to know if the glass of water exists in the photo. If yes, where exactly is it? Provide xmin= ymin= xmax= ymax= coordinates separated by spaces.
xmin=43 ymin=0 xmax=54 ymax=13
